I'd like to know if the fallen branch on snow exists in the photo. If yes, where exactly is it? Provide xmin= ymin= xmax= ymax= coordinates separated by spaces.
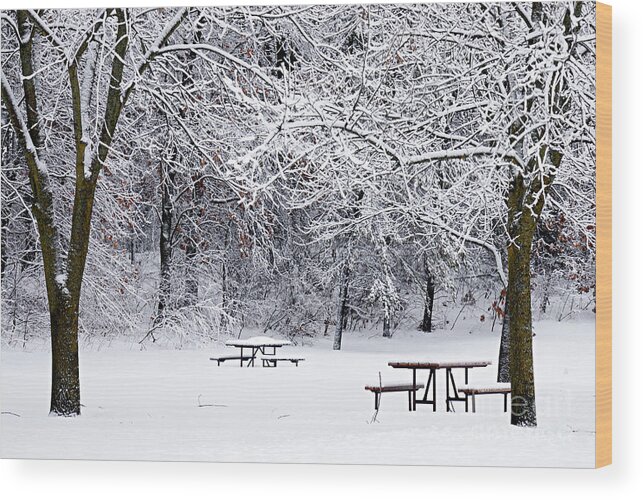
xmin=197 ymin=394 xmax=227 ymax=408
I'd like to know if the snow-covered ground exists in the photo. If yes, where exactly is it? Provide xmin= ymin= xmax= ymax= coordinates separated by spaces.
xmin=0 ymin=319 xmax=595 ymax=467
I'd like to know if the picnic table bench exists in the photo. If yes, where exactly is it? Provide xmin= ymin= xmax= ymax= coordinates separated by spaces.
xmin=365 ymin=383 xmax=425 ymax=411
xmin=459 ymin=384 xmax=512 ymax=413
xmin=209 ymin=355 xmax=253 ymax=366
xmin=261 ymin=355 xmax=305 ymax=367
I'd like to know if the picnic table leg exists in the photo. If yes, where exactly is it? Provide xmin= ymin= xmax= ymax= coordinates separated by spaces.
xmin=421 ymin=370 xmax=432 ymax=403
xmin=465 ymin=367 xmax=469 ymax=384
xmin=240 ymin=347 xmax=244 ymax=367
xmin=408 ymin=390 xmax=412 ymax=411
xmin=445 ymin=368 xmax=451 ymax=412
xmin=504 ymin=393 xmax=508 ymax=413
xmin=472 ymin=394 xmax=476 ymax=413
xmin=412 ymin=369 xmax=417 ymax=411
xmin=448 ymin=369 xmax=461 ymax=412
xmin=432 ymin=369 xmax=437 ymax=412
xmin=465 ymin=394 xmax=469 ymax=412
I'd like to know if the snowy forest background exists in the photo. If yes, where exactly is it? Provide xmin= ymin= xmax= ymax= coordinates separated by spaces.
xmin=1 ymin=1 xmax=596 ymax=431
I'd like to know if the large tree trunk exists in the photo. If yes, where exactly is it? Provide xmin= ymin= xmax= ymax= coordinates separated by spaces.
xmin=420 ymin=272 xmax=435 ymax=332
xmin=508 ymin=231 xmax=537 ymax=426
xmin=49 ymin=297 xmax=81 ymax=416
xmin=506 ymin=178 xmax=539 ymax=427
xmin=333 ymin=257 xmax=350 ymax=351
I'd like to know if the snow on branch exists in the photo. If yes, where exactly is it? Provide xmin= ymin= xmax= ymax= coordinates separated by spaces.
xmin=1 ymin=72 xmax=42 ymax=168
xmin=155 ymin=43 xmax=279 ymax=91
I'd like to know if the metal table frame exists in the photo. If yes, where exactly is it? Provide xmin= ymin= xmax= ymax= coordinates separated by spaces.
xmin=225 ymin=342 xmax=288 ymax=367
xmin=388 ymin=361 xmax=492 ymax=411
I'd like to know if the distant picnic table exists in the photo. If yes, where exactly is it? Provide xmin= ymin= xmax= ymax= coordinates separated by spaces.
xmin=388 ymin=360 xmax=492 ymax=412
xmin=222 ymin=336 xmax=292 ymax=367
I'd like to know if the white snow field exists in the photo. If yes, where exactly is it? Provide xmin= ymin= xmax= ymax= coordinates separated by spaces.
xmin=0 ymin=319 xmax=595 ymax=467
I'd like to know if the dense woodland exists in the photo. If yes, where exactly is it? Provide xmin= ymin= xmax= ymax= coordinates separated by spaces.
xmin=1 ymin=3 xmax=596 ymax=426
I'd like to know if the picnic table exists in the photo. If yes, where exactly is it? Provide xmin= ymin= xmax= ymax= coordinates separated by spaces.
xmin=388 ymin=360 xmax=492 ymax=412
xmin=223 ymin=336 xmax=292 ymax=367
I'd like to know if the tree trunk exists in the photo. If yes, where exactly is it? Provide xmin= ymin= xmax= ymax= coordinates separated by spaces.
xmin=507 ymin=178 xmax=538 ymax=427
xmin=497 ymin=297 xmax=510 ymax=383
xmin=508 ymin=232 xmax=537 ymax=426
xmin=420 ymin=272 xmax=435 ymax=332
xmin=0 ymin=198 xmax=8 ymax=278
xmin=540 ymin=272 xmax=551 ymax=314
xmin=221 ymin=260 xmax=229 ymax=318
xmin=129 ymin=238 xmax=135 ymax=265
xmin=382 ymin=308 xmax=392 ymax=338
xmin=156 ymin=157 xmax=174 ymax=323
xmin=333 ymin=258 xmax=350 ymax=350
xmin=183 ymin=240 xmax=199 ymax=307
xmin=49 ymin=297 xmax=81 ymax=416
xmin=182 ymin=199 xmax=199 ymax=306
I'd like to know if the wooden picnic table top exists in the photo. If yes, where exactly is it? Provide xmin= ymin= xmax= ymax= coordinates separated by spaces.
xmin=388 ymin=360 xmax=492 ymax=369
xmin=225 ymin=336 xmax=292 ymax=348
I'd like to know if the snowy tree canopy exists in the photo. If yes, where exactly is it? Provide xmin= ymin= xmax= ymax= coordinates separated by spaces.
xmin=1 ymin=3 xmax=595 ymax=423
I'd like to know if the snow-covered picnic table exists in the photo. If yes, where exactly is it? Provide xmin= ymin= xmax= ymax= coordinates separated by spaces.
xmin=221 ymin=336 xmax=293 ymax=367
xmin=388 ymin=360 xmax=492 ymax=412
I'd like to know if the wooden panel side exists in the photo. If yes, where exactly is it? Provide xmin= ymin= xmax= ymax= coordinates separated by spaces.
xmin=595 ymin=1 xmax=612 ymax=469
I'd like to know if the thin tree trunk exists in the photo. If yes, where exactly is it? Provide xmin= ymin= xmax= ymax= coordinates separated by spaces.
xmin=497 ymin=297 xmax=510 ymax=383
xmin=333 ymin=258 xmax=350 ymax=350
xmin=333 ymin=191 xmax=363 ymax=349
xmin=221 ymin=260 xmax=228 ymax=318
xmin=420 ymin=272 xmax=435 ymax=332
xmin=183 ymin=240 xmax=199 ymax=306
xmin=129 ymin=238 xmax=135 ymax=265
xmin=157 ymin=159 xmax=174 ymax=323
xmin=179 ymin=37 xmax=201 ymax=308
xmin=1 ymin=198 xmax=8 ymax=278
xmin=382 ymin=308 xmax=392 ymax=338
xmin=540 ymin=272 xmax=551 ymax=314
xmin=182 ymin=181 xmax=200 ymax=307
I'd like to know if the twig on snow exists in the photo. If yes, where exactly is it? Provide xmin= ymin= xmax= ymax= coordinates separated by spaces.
xmin=197 ymin=394 xmax=227 ymax=408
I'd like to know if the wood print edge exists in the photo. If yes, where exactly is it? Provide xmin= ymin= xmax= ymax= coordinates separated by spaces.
xmin=595 ymin=1 xmax=612 ymax=469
